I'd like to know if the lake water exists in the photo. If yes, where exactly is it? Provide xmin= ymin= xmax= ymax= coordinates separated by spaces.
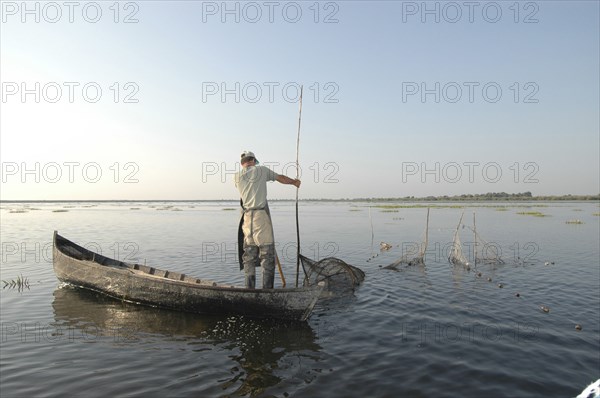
xmin=1 ymin=201 xmax=599 ymax=397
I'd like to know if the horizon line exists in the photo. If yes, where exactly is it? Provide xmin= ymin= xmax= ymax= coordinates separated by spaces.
xmin=1 ymin=194 xmax=599 ymax=203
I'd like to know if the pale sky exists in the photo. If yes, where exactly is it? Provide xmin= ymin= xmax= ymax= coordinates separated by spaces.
xmin=1 ymin=1 xmax=599 ymax=200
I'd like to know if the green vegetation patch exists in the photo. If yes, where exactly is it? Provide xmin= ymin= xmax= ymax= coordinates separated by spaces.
xmin=373 ymin=204 xmax=463 ymax=209
xmin=565 ymin=219 xmax=584 ymax=224
xmin=516 ymin=211 xmax=549 ymax=217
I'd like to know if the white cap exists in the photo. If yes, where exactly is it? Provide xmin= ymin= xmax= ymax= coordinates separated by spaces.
xmin=240 ymin=151 xmax=258 ymax=163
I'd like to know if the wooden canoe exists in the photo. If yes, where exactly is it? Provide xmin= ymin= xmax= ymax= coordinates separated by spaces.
xmin=52 ymin=232 xmax=323 ymax=321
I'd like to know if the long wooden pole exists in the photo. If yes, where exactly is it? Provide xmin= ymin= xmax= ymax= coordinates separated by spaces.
xmin=473 ymin=211 xmax=477 ymax=266
xmin=422 ymin=207 xmax=430 ymax=257
xmin=295 ymin=85 xmax=303 ymax=288
xmin=275 ymin=250 xmax=286 ymax=287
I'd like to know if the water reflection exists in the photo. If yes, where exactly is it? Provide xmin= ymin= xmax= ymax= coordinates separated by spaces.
xmin=51 ymin=286 xmax=322 ymax=396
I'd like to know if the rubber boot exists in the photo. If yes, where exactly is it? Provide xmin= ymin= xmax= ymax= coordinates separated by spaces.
xmin=260 ymin=244 xmax=275 ymax=289
xmin=242 ymin=245 xmax=259 ymax=289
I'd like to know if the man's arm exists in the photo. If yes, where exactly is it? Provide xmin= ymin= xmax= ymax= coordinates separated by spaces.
xmin=276 ymin=174 xmax=301 ymax=188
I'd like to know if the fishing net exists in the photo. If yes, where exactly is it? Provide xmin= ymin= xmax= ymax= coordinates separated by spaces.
xmin=383 ymin=208 xmax=430 ymax=270
xmin=469 ymin=227 xmax=504 ymax=265
xmin=448 ymin=232 xmax=469 ymax=267
xmin=470 ymin=212 xmax=503 ymax=265
xmin=384 ymin=246 xmax=425 ymax=269
xmin=299 ymin=254 xmax=365 ymax=294
xmin=446 ymin=212 xmax=505 ymax=268
xmin=448 ymin=212 xmax=470 ymax=268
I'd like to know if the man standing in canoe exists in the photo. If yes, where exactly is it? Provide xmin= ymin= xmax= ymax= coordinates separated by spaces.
xmin=235 ymin=151 xmax=301 ymax=289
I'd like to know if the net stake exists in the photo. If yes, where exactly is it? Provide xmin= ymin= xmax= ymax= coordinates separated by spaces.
xmin=295 ymin=85 xmax=303 ymax=288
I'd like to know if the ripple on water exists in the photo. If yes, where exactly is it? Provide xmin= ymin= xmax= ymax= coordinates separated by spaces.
xmin=0 ymin=202 xmax=598 ymax=397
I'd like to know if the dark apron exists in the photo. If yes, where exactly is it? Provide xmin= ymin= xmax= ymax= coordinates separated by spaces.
xmin=237 ymin=200 xmax=272 ymax=270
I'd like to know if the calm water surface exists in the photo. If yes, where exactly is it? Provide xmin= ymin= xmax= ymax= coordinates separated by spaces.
xmin=1 ymin=201 xmax=599 ymax=397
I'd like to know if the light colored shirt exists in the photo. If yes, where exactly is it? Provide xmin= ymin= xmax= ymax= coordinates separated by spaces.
xmin=235 ymin=165 xmax=279 ymax=210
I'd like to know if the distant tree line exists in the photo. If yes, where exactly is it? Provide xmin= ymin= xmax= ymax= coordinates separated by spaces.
xmin=302 ymin=192 xmax=600 ymax=202
xmin=3 ymin=192 xmax=598 ymax=203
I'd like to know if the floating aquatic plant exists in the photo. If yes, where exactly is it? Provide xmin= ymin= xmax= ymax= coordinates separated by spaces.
xmin=373 ymin=204 xmax=463 ymax=209
xmin=516 ymin=211 xmax=549 ymax=217
xmin=565 ymin=219 xmax=584 ymax=224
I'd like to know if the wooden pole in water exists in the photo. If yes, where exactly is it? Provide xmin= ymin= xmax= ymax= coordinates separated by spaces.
xmin=450 ymin=211 xmax=464 ymax=264
xmin=422 ymin=207 xmax=430 ymax=258
xmin=473 ymin=211 xmax=477 ymax=266
xmin=369 ymin=206 xmax=374 ymax=258
xmin=295 ymin=85 xmax=304 ymax=288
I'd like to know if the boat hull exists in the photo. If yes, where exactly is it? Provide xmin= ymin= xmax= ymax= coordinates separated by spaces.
xmin=53 ymin=232 xmax=322 ymax=321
